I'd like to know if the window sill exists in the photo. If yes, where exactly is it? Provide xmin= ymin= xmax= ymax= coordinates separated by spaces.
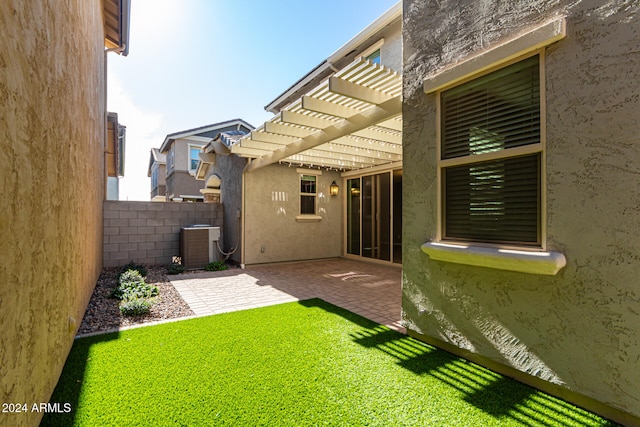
xmin=421 ymin=241 xmax=566 ymax=275
xmin=295 ymin=215 xmax=322 ymax=222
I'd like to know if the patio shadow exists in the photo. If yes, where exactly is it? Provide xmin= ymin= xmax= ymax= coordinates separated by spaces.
xmin=304 ymin=299 xmax=615 ymax=427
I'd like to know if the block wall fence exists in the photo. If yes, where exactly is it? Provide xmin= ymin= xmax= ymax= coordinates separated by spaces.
xmin=103 ymin=201 xmax=223 ymax=267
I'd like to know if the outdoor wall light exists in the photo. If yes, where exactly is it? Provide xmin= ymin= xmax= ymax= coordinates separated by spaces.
xmin=330 ymin=181 xmax=339 ymax=196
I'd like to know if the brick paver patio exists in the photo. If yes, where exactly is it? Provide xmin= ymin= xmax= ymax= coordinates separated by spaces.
xmin=170 ymin=258 xmax=404 ymax=332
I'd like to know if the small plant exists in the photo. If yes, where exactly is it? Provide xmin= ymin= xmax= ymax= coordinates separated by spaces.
xmin=118 ymin=261 xmax=147 ymax=280
xmin=205 ymin=261 xmax=228 ymax=271
xmin=111 ymin=269 xmax=159 ymax=317
xmin=111 ymin=269 xmax=158 ymax=300
xmin=119 ymin=298 xmax=154 ymax=316
xmin=167 ymin=262 xmax=186 ymax=275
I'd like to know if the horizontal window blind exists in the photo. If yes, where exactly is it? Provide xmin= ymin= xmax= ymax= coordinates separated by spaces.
xmin=441 ymin=55 xmax=540 ymax=160
xmin=444 ymin=153 xmax=540 ymax=245
xmin=300 ymin=175 xmax=317 ymax=215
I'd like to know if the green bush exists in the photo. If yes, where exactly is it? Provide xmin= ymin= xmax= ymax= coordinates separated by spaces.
xmin=118 ymin=261 xmax=147 ymax=280
xmin=112 ymin=269 xmax=158 ymax=301
xmin=205 ymin=261 xmax=228 ymax=271
xmin=167 ymin=262 xmax=185 ymax=275
xmin=119 ymin=298 xmax=154 ymax=316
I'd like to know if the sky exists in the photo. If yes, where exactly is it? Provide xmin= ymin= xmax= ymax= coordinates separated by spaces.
xmin=108 ymin=0 xmax=399 ymax=201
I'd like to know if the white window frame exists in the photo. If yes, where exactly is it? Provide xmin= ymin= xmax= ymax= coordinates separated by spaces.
xmin=188 ymin=144 xmax=201 ymax=175
xmin=151 ymin=164 xmax=158 ymax=189
xmin=168 ymin=144 xmax=175 ymax=171
xmin=296 ymin=168 xmax=322 ymax=222
xmin=362 ymin=38 xmax=384 ymax=65
xmin=421 ymin=17 xmax=568 ymax=275
xmin=436 ymin=51 xmax=545 ymax=250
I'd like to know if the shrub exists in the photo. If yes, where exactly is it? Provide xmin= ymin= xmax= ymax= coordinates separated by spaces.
xmin=118 ymin=261 xmax=147 ymax=279
xmin=205 ymin=261 xmax=228 ymax=271
xmin=119 ymin=298 xmax=154 ymax=316
xmin=112 ymin=269 xmax=158 ymax=301
xmin=167 ymin=262 xmax=185 ymax=275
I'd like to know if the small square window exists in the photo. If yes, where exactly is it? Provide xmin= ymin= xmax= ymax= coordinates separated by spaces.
xmin=366 ymin=49 xmax=381 ymax=65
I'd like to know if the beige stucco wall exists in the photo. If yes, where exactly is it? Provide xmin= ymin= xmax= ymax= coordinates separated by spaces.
xmin=0 ymin=2 xmax=106 ymax=426
xmin=402 ymin=0 xmax=640 ymax=423
xmin=172 ymin=138 xmax=202 ymax=173
xmin=166 ymin=139 xmax=205 ymax=200
xmin=243 ymin=165 xmax=342 ymax=265
xmin=210 ymin=154 xmax=247 ymax=264
xmin=379 ymin=19 xmax=403 ymax=73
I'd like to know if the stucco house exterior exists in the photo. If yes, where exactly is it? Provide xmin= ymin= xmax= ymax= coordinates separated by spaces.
xmin=148 ymin=148 xmax=167 ymax=201
xmin=195 ymin=129 xmax=251 ymax=264
xmin=402 ymin=0 xmax=640 ymax=424
xmin=0 ymin=1 xmax=130 ymax=426
xmin=157 ymin=119 xmax=253 ymax=202
xmin=198 ymin=3 xmax=403 ymax=268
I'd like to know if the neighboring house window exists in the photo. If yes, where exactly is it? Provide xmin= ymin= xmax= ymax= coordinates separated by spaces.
xmin=300 ymin=175 xmax=317 ymax=215
xmin=366 ymin=49 xmax=381 ymax=65
xmin=168 ymin=144 xmax=175 ymax=171
xmin=151 ymin=164 xmax=158 ymax=189
xmin=439 ymin=54 xmax=542 ymax=246
xmin=188 ymin=145 xmax=200 ymax=173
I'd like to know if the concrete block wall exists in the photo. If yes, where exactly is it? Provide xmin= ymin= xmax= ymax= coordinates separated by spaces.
xmin=104 ymin=201 xmax=223 ymax=267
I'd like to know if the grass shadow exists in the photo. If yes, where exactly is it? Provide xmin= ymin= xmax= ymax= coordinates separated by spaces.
xmin=304 ymin=298 xmax=616 ymax=427
xmin=298 ymin=298 xmax=379 ymax=330
xmin=42 ymin=298 xmax=617 ymax=427
xmin=40 ymin=331 xmax=120 ymax=427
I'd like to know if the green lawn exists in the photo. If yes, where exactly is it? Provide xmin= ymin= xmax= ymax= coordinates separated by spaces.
xmin=42 ymin=299 xmax=615 ymax=426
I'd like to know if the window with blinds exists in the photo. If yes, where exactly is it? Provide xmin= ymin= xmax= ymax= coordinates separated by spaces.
xmin=439 ymin=54 xmax=542 ymax=246
xmin=300 ymin=175 xmax=317 ymax=215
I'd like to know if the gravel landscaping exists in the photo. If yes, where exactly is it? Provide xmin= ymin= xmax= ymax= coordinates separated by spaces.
xmin=78 ymin=265 xmax=194 ymax=336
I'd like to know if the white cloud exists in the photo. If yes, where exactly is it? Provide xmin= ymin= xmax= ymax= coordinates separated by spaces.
xmin=107 ymin=72 xmax=164 ymax=201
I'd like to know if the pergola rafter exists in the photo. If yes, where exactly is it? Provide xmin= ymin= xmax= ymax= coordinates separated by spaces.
xmin=230 ymin=58 xmax=403 ymax=172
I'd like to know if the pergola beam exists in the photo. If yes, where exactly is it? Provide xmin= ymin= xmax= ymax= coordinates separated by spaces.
xmin=280 ymin=111 xmax=337 ymax=129
xmin=328 ymin=76 xmax=395 ymax=104
xmin=241 ymin=139 xmax=284 ymax=151
xmin=250 ymin=131 xmax=295 ymax=145
xmin=263 ymin=121 xmax=313 ymax=138
xmin=351 ymin=128 xmax=401 ymax=144
xmin=327 ymin=137 xmax=402 ymax=155
xmin=301 ymin=96 xmax=362 ymax=118
xmin=296 ymin=146 xmax=401 ymax=164
xmin=245 ymin=95 xmax=401 ymax=173
xmin=376 ymin=116 xmax=402 ymax=132
xmin=281 ymin=154 xmax=374 ymax=170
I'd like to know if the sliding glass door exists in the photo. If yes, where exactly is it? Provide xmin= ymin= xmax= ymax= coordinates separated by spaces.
xmin=346 ymin=170 xmax=402 ymax=264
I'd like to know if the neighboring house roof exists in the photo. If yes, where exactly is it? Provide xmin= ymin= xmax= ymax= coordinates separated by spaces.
xmin=147 ymin=148 xmax=166 ymax=177
xmin=159 ymin=118 xmax=254 ymax=153
xmin=195 ymin=129 xmax=252 ymax=180
xmin=218 ymin=130 xmax=248 ymax=148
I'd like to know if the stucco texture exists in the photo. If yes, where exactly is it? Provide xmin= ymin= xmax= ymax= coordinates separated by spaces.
xmin=243 ymin=165 xmax=342 ymax=265
xmin=402 ymin=0 xmax=640 ymax=422
xmin=214 ymin=154 xmax=246 ymax=264
xmin=0 ymin=2 xmax=105 ymax=426
xmin=166 ymin=170 xmax=204 ymax=200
